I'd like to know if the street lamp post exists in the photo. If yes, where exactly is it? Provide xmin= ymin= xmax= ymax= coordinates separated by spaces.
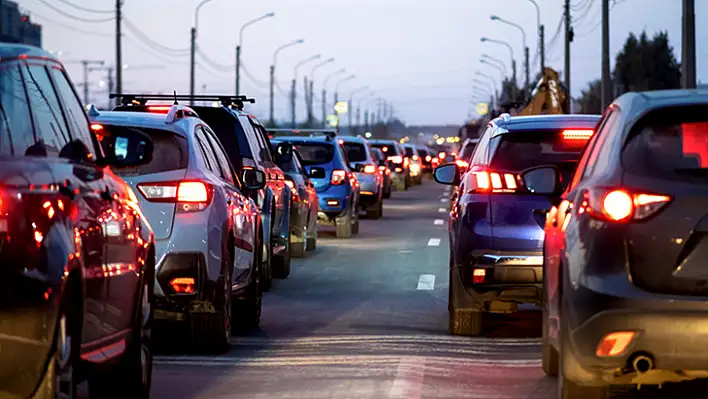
xmin=482 ymin=54 xmax=507 ymax=76
xmin=348 ymin=86 xmax=369 ymax=133
xmin=333 ymin=74 xmax=355 ymax=129
xmin=473 ymin=79 xmax=497 ymax=109
xmin=527 ymin=0 xmax=544 ymax=75
xmin=292 ymin=54 xmax=321 ymax=127
xmin=322 ymin=68 xmax=346 ymax=127
xmin=190 ymin=0 xmax=218 ymax=105
xmin=270 ymin=39 xmax=304 ymax=126
xmin=481 ymin=60 xmax=505 ymax=82
xmin=236 ymin=12 xmax=275 ymax=95
xmin=481 ymin=37 xmax=517 ymax=101
xmin=476 ymin=71 xmax=499 ymax=97
xmin=309 ymin=57 xmax=335 ymax=125
xmin=490 ymin=15 xmax=529 ymax=93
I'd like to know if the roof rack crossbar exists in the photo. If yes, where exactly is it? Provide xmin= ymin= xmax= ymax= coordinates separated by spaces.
xmin=109 ymin=93 xmax=256 ymax=108
xmin=266 ymin=128 xmax=337 ymax=140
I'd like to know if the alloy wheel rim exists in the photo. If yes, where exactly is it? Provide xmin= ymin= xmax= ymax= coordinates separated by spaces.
xmin=55 ymin=315 xmax=73 ymax=399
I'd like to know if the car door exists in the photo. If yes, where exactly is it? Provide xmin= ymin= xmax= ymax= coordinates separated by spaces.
xmin=247 ymin=117 xmax=287 ymax=220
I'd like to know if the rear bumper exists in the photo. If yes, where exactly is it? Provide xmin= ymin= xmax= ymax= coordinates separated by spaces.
xmin=451 ymin=251 xmax=543 ymax=310
xmin=564 ymin=282 xmax=708 ymax=385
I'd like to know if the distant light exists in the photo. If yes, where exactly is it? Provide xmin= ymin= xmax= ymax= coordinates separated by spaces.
xmin=436 ymin=138 xmax=445 ymax=145
xmin=211 ymin=101 xmax=220 ymax=107
xmin=364 ymin=132 xmax=372 ymax=138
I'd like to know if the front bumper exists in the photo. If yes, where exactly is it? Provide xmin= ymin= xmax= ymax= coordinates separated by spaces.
xmin=451 ymin=251 xmax=543 ymax=310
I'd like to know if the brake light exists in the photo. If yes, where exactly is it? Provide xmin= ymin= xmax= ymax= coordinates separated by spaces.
xmin=284 ymin=179 xmax=300 ymax=202
xmin=580 ymin=188 xmax=671 ymax=222
xmin=388 ymin=155 xmax=403 ymax=164
xmin=90 ymin=123 xmax=103 ymax=131
xmin=170 ymin=277 xmax=195 ymax=294
xmin=465 ymin=168 xmax=519 ymax=193
xmin=382 ymin=146 xmax=388 ymax=152
xmin=562 ymin=129 xmax=594 ymax=140
xmin=378 ymin=165 xmax=386 ymax=172
xmin=284 ymin=180 xmax=295 ymax=190
xmin=137 ymin=181 xmax=213 ymax=212
xmin=438 ymin=152 xmax=446 ymax=159
xmin=147 ymin=105 xmax=172 ymax=113
xmin=596 ymin=332 xmax=635 ymax=357
xmin=404 ymin=157 xmax=410 ymax=167
xmin=455 ymin=159 xmax=469 ymax=169
xmin=363 ymin=164 xmax=377 ymax=174
xmin=331 ymin=170 xmax=347 ymax=185
xmin=425 ymin=155 xmax=432 ymax=162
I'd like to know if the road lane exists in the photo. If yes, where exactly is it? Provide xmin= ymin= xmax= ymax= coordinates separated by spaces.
xmin=149 ymin=178 xmax=554 ymax=399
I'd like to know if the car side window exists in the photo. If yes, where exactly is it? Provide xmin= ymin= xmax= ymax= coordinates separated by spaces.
xmin=238 ymin=115 xmax=264 ymax=164
xmin=251 ymin=122 xmax=274 ymax=165
xmin=47 ymin=66 xmax=97 ymax=160
xmin=22 ymin=63 xmax=70 ymax=156
xmin=0 ymin=61 xmax=36 ymax=156
xmin=469 ymin=125 xmax=493 ymax=166
xmin=195 ymin=128 xmax=220 ymax=175
xmin=202 ymin=126 xmax=237 ymax=187
xmin=582 ymin=110 xmax=619 ymax=179
xmin=293 ymin=152 xmax=307 ymax=176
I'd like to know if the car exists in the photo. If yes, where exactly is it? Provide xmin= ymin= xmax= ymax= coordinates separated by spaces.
xmin=456 ymin=137 xmax=480 ymax=169
xmin=370 ymin=139 xmax=408 ymax=191
xmin=0 ymin=44 xmax=154 ymax=398
xmin=113 ymin=95 xmax=292 ymax=290
xmin=91 ymin=104 xmax=266 ymax=351
xmin=371 ymin=147 xmax=393 ymax=199
xmin=416 ymin=145 xmax=435 ymax=176
xmin=433 ymin=113 xmax=601 ymax=337
xmin=271 ymin=143 xmax=319 ymax=256
xmin=269 ymin=130 xmax=360 ymax=239
xmin=339 ymin=136 xmax=384 ymax=219
xmin=403 ymin=144 xmax=423 ymax=185
xmin=538 ymin=91 xmax=708 ymax=397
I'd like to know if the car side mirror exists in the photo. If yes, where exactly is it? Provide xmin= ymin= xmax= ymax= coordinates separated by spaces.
xmin=274 ymin=142 xmax=293 ymax=164
xmin=433 ymin=163 xmax=460 ymax=186
xmin=241 ymin=168 xmax=266 ymax=190
xmin=101 ymin=128 xmax=154 ymax=168
xmin=521 ymin=165 xmax=561 ymax=195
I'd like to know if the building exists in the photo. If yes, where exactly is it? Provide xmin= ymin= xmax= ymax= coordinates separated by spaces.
xmin=1 ymin=0 xmax=42 ymax=47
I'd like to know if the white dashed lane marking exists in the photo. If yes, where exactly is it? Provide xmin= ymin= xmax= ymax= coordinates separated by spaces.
xmin=427 ymin=238 xmax=441 ymax=247
xmin=438 ymin=208 xmax=447 ymax=213
xmin=434 ymin=219 xmax=444 ymax=225
xmin=416 ymin=274 xmax=436 ymax=290
xmin=440 ymin=198 xmax=449 ymax=203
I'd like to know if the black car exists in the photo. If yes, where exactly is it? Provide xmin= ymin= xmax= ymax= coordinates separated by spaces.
xmin=113 ymin=95 xmax=293 ymax=291
xmin=539 ymin=92 xmax=708 ymax=397
xmin=0 ymin=45 xmax=155 ymax=398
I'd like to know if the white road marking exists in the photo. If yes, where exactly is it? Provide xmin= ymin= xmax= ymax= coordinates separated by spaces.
xmin=434 ymin=219 xmax=444 ymax=225
xmin=398 ymin=250 xmax=413 ymax=254
xmin=227 ymin=335 xmax=542 ymax=345
xmin=440 ymin=198 xmax=448 ymax=203
xmin=438 ymin=207 xmax=447 ymax=213
xmin=427 ymin=238 xmax=441 ymax=247
xmin=416 ymin=274 xmax=436 ymax=290
xmin=389 ymin=357 xmax=426 ymax=399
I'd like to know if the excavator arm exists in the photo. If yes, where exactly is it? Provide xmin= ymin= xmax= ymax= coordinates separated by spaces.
xmin=519 ymin=67 xmax=569 ymax=115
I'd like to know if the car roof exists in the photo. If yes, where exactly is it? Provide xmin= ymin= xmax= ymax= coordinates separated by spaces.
xmin=492 ymin=114 xmax=601 ymax=137
xmin=0 ymin=44 xmax=56 ymax=60
xmin=338 ymin=136 xmax=367 ymax=144
xmin=90 ymin=111 xmax=193 ymax=137
xmin=369 ymin=139 xmax=398 ymax=144
xmin=615 ymin=89 xmax=708 ymax=117
xmin=271 ymin=136 xmax=334 ymax=144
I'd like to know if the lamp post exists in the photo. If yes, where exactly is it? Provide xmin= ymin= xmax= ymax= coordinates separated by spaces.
xmin=482 ymin=54 xmax=507 ymax=75
xmin=348 ymin=86 xmax=369 ymax=133
xmin=481 ymin=37 xmax=517 ymax=101
xmin=270 ymin=39 xmax=304 ymax=126
xmin=235 ymin=12 xmax=275 ymax=95
xmin=480 ymin=59 xmax=505 ymax=82
xmin=490 ymin=15 xmax=529 ymax=92
xmin=309 ymin=57 xmax=335 ymax=125
xmin=291 ymin=54 xmax=321 ymax=127
xmin=333 ymin=74 xmax=356 ymax=129
xmin=190 ymin=0 xmax=219 ymax=105
xmin=322 ymin=68 xmax=346 ymax=127
xmin=473 ymin=78 xmax=497 ymax=109
xmin=527 ymin=0 xmax=544 ymax=74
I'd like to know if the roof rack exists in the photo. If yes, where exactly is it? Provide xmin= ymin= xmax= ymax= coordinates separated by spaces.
xmin=267 ymin=128 xmax=338 ymax=141
xmin=109 ymin=93 xmax=256 ymax=110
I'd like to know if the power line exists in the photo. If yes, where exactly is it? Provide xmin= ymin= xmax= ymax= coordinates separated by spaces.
xmin=570 ymin=0 xmax=593 ymax=11
xmin=26 ymin=10 xmax=114 ymax=37
xmin=123 ymin=36 xmax=189 ymax=65
xmin=35 ymin=0 xmax=114 ymax=23
xmin=53 ymin=0 xmax=113 ymax=14
xmin=240 ymin=60 xmax=270 ymax=88
xmin=196 ymin=48 xmax=234 ymax=72
xmin=123 ymin=17 xmax=190 ymax=55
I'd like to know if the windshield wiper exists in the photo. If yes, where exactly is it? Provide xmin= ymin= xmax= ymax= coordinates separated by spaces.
xmin=673 ymin=168 xmax=708 ymax=176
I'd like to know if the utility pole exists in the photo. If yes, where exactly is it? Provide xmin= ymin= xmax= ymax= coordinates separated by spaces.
xmin=348 ymin=99 xmax=352 ymax=132
xmin=524 ymin=47 xmax=530 ymax=94
xmin=682 ymin=0 xmax=696 ymax=89
xmin=304 ymin=76 xmax=311 ymax=125
xmin=269 ymin=65 xmax=275 ymax=126
xmin=190 ymin=27 xmax=196 ymax=104
xmin=309 ymin=80 xmax=315 ymax=124
xmin=355 ymin=106 xmax=360 ymax=135
xmin=290 ymin=78 xmax=296 ymax=127
xmin=235 ymin=45 xmax=241 ymax=95
xmin=115 ymin=0 xmax=122 ymax=105
xmin=564 ymin=0 xmax=572 ymax=103
xmin=80 ymin=60 xmax=105 ymax=105
xmin=601 ymin=0 xmax=611 ymax=106
xmin=364 ymin=110 xmax=369 ymax=133
xmin=540 ymin=25 xmax=545 ymax=74
xmin=321 ymin=88 xmax=326 ymax=128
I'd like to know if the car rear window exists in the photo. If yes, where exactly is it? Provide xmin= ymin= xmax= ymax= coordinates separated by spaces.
xmin=403 ymin=146 xmax=415 ymax=157
xmin=489 ymin=130 xmax=588 ymax=180
xmin=371 ymin=142 xmax=399 ymax=156
xmin=342 ymin=142 xmax=367 ymax=162
xmin=287 ymin=142 xmax=334 ymax=166
xmin=97 ymin=125 xmax=188 ymax=176
xmin=417 ymin=149 xmax=428 ymax=159
xmin=623 ymin=106 xmax=708 ymax=182
xmin=459 ymin=141 xmax=477 ymax=161
xmin=191 ymin=108 xmax=252 ymax=163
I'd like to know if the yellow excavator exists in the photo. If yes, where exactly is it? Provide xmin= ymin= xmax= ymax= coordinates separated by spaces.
xmin=519 ymin=67 xmax=570 ymax=115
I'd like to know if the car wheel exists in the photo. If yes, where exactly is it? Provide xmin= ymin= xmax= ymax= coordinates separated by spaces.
xmin=352 ymin=206 xmax=360 ymax=235
xmin=89 ymin=278 xmax=153 ymax=398
xmin=45 ymin=308 xmax=77 ymax=399
xmin=558 ymin=354 xmax=610 ymax=399
xmin=542 ymin=308 xmax=559 ymax=377
xmin=261 ymin=230 xmax=273 ymax=292
xmin=234 ymin=238 xmax=262 ymax=331
xmin=272 ymin=213 xmax=292 ymax=279
xmin=306 ymin=221 xmax=317 ymax=250
xmin=383 ymin=185 xmax=391 ymax=199
xmin=393 ymin=179 xmax=405 ymax=192
xmin=291 ymin=223 xmax=306 ymax=258
xmin=335 ymin=213 xmax=353 ymax=238
xmin=448 ymin=266 xmax=483 ymax=336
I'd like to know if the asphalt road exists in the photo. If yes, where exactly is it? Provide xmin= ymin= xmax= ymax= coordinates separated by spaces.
xmin=148 ymin=179 xmax=553 ymax=399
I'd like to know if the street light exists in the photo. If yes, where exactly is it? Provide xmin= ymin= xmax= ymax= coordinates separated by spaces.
xmin=333 ymin=75 xmax=355 ymax=128
xmin=322 ymin=68 xmax=346 ymax=127
xmin=348 ymin=85 xmax=369 ymax=132
xmin=481 ymin=36 xmax=517 ymax=100
xmin=527 ymin=0 xmax=545 ymax=73
xmin=476 ymin=71 xmax=499 ymax=92
xmin=309 ymin=57 xmax=335 ymax=125
xmin=270 ymin=39 xmax=305 ymax=126
xmin=190 ymin=0 xmax=219 ymax=104
xmin=290 ymin=54 xmax=321 ymax=127
xmin=490 ymin=15 xmax=529 ymax=91
xmin=482 ymin=54 xmax=507 ymax=75
xmin=480 ymin=59 xmax=505 ymax=82
xmin=236 ymin=12 xmax=275 ymax=95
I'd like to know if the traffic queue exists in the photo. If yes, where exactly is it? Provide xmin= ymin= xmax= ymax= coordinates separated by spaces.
xmin=0 ymin=44 xmax=442 ymax=399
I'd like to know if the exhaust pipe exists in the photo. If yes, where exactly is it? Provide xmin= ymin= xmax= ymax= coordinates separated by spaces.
xmin=632 ymin=355 xmax=654 ymax=374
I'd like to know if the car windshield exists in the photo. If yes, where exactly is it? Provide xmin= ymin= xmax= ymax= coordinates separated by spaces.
xmin=370 ymin=142 xmax=399 ymax=156
xmin=342 ymin=142 xmax=367 ymax=162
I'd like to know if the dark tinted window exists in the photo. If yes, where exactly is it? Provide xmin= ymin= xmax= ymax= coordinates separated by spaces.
xmin=459 ymin=141 xmax=477 ymax=161
xmin=416 ymin=148 xmax=428 ymax=158
xmin=202 ymin=127 xmax=236 ymax=185
xmin=195 ymin=128 xmax=220 ymax=175
xmin=192 ymin=107 xmax=250 ymax=169
xmin=23 ymin=64 xmax=69 ymax=156
xmin=372 ymin=148 xmax=385 ymax=162
xmin=403 ymin=146 xmax=415 ymax=157
xmin=489 ymin=130 xmax=589 ymax=183
xmin=0 ymin=62 xmax=35 ymax=155
xmin=622 ymin=106 xmax=708 ymax=182
xmin=370 ymin=142 xmax=399 ymax=156
xmin=47 ymin=66 xmax=96 ymax=158
xmin=98 ymin=125 xmax=188 ymax=176
xmin=288 ymin=142 xmax=334 ymax=166
xmin=342 ymin=142 xmax=368 ymax=162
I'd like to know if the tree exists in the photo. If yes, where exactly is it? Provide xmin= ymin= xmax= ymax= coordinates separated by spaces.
xmin=613 ymin=31 xmax=681 ymax=94
xmin=577 ymin=79 xmax=602 ymax=114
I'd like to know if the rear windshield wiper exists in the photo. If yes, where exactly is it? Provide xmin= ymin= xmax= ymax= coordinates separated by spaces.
xmin=673 ymin=168 xmax=708 ymax=176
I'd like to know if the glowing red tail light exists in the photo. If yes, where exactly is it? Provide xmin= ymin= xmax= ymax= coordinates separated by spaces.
xmin=425 ymin=155 xmax=432 ymax=162
xmin=363 ymin=164 xmax=377 ymax=174
xmin=579 ymin=188 xmax=671 ymax=222
xmin=177 ymin=181 xmax=209 ymax=203
xmin=147 ymin=105 xmax=172 ymax=113
xmin=137 ymin=181 xmax=213 ymax=212
xmin=455 ymin=159 xmax=469 ymax=169
xmin=403 ymin=157 xmax=410 ymax=167
xmin=562 ymin=129 xmax=594 ymax=140
xmin=465 ymin=168 xmax=519 ymax=193
xmin=170 ymin=277 xmax=195 ymax=294
xmin=331 ymin=170 xmax=347 ymax=185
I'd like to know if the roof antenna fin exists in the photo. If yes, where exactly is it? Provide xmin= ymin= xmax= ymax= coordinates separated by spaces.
xmin=173 ymin=90 xmax=178 ymax=105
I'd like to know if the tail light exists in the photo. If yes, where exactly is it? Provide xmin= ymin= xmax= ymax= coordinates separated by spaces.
xmin=331 ymin=170 xmax=347 ymax=185
xmin=562 ymin=129 xmax=594 ymax=140
xmin=438 ymin=152 xmax=446 ymax=159
xmin=170 ymin=277 xmax=195 ymax=294
xmin=425 ymin=155 xmax=432 ymax=162
xmin=284 ymin=180 xmax=295 ymax=190
xmin=284 ymin=179 xmax=300 ymax=202
xmin=465 ymin=168 xmax=519 ymax=193
xmin=455 ymin=159 xmax=469 ymax=169
xmin=579 ymin=188 xmax=671 ymax=222
xmin=147 ymin=105 xmax=172 ymax=113
xmin=404 ymin=157 xmax=410 ymax=167
xmin=137 ymin=181 xmax=213 ymax=212
xmin=363 ymin=164 xmax=377 ymax=174
xmin=388 ymin=155 xmax=403 ymax=164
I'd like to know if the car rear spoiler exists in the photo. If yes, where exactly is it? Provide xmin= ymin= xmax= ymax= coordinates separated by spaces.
xmin=109 ymin=93 xmax=256 ymax=110
xmin=267 ymin=128 xmax=338 ymax=141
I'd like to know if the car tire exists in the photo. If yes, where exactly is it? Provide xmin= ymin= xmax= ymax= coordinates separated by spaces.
xmin=393 ymin=179 xmax=405 ymax=192
xmin=89 ymin=277 xmax=153 ymax=398
xmin=542 ymin=309 xmax=559 ymax=377
xmin=234 ymin=239 xmax=262 ymax=331
xmin=449 ymin=308 xmax=484 ymax=336
xmin=291 ymin=222 xmax=306 ymax=258
xmin=335 ymin=213 xmax=353 ymax=238
xmin=558 ymin=355 xmax=610 ymax=399
xmin=306 ymin=223 xmax=317 ymax=250
xmin=366 ymin=199 xmax=383 ymax=219
xmin=383 ymin=185 xmax=391 ymax=199
xmin=42 ymin=292 xmax=79 ymax=399
xmin=272 ymin=213 xmax=292 ymax=279
xmin=352 ymin=207 xmax=360 ymax=235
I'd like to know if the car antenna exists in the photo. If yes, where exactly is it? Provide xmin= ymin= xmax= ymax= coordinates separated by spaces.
xmin=173 ymin=91 xmax=179 ymax=105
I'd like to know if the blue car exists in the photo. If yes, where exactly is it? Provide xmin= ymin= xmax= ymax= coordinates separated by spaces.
xmin=269 ymin=130 xmax=360 ymax=238
xmin=434 ymin=113 xmax=600 ymax=336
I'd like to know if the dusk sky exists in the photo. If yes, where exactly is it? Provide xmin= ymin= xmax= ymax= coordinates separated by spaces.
xmin=21 ymin=0 xmax=707 ymax=126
